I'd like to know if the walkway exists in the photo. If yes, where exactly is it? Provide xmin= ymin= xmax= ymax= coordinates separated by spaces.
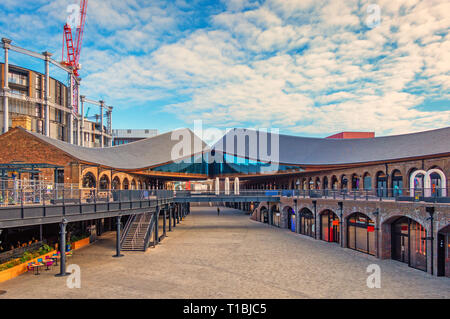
xmin=0 ymin=207 xmax=448 ymax=298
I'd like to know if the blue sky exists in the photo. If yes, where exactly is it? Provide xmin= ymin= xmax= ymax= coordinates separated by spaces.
xmin=1 ymin=0 xmax=449 ymax=138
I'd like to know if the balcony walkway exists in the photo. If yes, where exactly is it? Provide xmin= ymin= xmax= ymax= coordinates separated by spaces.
xmin=0 ymin=207 xmax=448 ymax=299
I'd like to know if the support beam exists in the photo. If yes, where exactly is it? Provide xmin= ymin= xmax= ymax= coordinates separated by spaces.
xmin=43 ymin=51 xmax=51 ymax=137
xmin=113 ymin=216 xmax=123 ymax=257
xmin=155 ymin=206 xmax=159 ymax=244
xmin=163 ymin=208 xmax=167 ymax=237
xmin=80 ymin=95 xmax=85 ymax=146
xmin=99 ymin=100 xmax=104 ymax=148
xmin=55 ymin=219 xmax=69 ymax=277
xmin=2 ymin=38 xmax=11 ymax=133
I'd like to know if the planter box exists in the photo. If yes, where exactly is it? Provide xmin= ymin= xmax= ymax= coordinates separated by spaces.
xmin=0 ymin=250 xmax=56 ymax=284
xmin=71 ymin=237 xmax=90 ymax=250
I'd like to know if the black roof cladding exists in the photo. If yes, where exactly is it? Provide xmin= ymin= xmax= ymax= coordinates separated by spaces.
xmin=212 ymin=127 xmax=450 ymax=165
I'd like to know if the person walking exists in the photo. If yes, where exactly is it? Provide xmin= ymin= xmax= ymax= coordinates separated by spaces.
xmin=217 ymin=207 xmax=220 ymax=216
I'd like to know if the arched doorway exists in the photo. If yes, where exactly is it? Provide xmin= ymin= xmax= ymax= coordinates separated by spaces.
xmin=315 ymin=178 xmax=320 ymax=190
xmin=391 ymin=170 xmax=403 ymax=196
xmin=82 ymin=172 xmax=96 ymax=188
xmin=270 ymin=205 xmax=280 ymax=227
xmin=347 ymin=213 xmax=375 ymax=255
xmin=331 ymin=176 xmax=338 ymax=190
xmin=123 ymin=178 xmax=130 ymax=190
xmin=131 ymin=179 xmax=137 ymax=190
xmin=320 ymin=210 xmax=340 ymax=243
xmin=376 ymin=171 xmax=387 ymax=197
xmin=409 ymin=169 xmax=425 ymax=197
xmin=351 ymin=174 xmax=360 ymax=191
xmin=341 ymin=175 xmax=348 ymax=191
xmin=429 ymin=172 xmax=442 ymax=197
xmin=260 ymin=206 xmax=268 ymax=224
xmin=99 ymin=175 xmax=110 ymax=190
xmin=437 ymin=225 xmax=450 ymax=277
xmin=299 ymin=208 xmax=314 ymax=238
xmin=112 ymin=176 xmax=121 ymax=190
xmin=285 ymin=206 xmax=295 ymax=232
xmin=392 ymin=217 xmax=427 ymax=272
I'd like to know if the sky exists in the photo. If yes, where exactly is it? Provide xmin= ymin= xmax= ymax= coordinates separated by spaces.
xmin=0 ymin=0 xmax=449 ymax=138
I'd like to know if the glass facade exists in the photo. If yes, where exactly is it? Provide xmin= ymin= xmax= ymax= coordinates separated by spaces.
xmin=299 ymin=209 xmax=314 ymax=238
xmin=392 ymin=217 xmax=427 ymax=272
xmin=321 ymin=211 xmax=339 ymax=243
xmin=347 ymin=213 xmax=375 ymax=255
xmin=146 ymin=152 xmax=302 ymax=176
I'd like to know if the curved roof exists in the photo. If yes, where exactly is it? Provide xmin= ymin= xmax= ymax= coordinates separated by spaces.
xmin=26 ymin=128 xmax=208 ymax=170
xmin=212 ymin=127 xmax=450 ymax=166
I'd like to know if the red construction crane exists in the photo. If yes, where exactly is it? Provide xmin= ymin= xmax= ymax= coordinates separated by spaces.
xmin=62 ymin=0 xmax=88 ymax=76
xmin=61 ymin=0 xmax=88 ymax=115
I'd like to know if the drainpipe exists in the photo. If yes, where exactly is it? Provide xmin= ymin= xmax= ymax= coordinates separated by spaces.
xmin=426 ymin=206 xmax=435 ymax=275
xmin=313 ymin=200 xmax=317 ymax=239
xmin=373 ymin=208 xmax=380 ymax=258
xmin=338 ymin=202 xmax=343 ymax=247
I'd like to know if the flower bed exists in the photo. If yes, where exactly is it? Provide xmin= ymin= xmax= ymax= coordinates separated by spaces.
xmin=71 ymin=237 xmax=90 ymax=250
xmin=0 ymin=250 xmax=56 ymax=283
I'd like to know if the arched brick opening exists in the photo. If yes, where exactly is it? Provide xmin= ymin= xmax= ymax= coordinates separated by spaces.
xmin=82 ymin=172 xmax=96 ymax=188
xmin=283 ymin=206 xmax=295 ymax=232
xmin=437 ymin=224 xmax=450 ymax=277
xmin=112 ymin=176 xmax=121 ymax=190
xmin=98 ymin=174 xmax=110 ymax=190
xmin=123 ymin=178 xmax=130 ymax=190
xmin=381 ymin=215 xmax=428 ymax=272
xmin=299 ymin=207 xmax=314 ymax=238
xmin=346 ymin=212 xmax=376 ymax=255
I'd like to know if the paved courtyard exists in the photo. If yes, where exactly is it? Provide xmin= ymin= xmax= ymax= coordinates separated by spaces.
xmin=0 ymin=206 xmax=449 ymax=298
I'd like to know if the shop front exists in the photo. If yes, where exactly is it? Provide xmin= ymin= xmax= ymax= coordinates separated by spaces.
xmin=347 ymin=213 xmax=375 ymax=255
xmin=320 ymin=210 xmax=340 ymax=243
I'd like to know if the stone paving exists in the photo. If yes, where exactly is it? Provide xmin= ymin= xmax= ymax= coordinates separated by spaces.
xmin=0 ymin=206 xmax=449 ymax=299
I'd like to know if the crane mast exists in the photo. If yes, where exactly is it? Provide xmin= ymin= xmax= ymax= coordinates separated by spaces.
xmin=62 ymin=0 xmax=88 ymax=115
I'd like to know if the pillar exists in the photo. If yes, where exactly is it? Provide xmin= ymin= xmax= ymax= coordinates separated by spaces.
xmin=168 ymin=205 xmax=172 ymax=232
xmin=163 ymin=208 xmax=167 ymax=237
xmin=215 ymin=177 xmax=220 ymax=195
xmin=55 ymin=219 xmax=69 ymax=277
xmin=155 ymin=207 xmax=160 ymax=244
xmin=2 ymin=38 xmax=11 ymax=133
xmin=113 ymin=216 xmax=123 ymax=257
xmin=43 ymin=51 xmax=51 ymax=137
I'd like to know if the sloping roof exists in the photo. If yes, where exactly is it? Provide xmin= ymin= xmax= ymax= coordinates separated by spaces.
xmin=24 ymin=128 xmax=208 ymax=170
xmin=212 ymin=127 xmax=450 ymax=166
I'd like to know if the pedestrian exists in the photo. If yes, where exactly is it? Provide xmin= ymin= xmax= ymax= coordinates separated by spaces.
xmin=217 ymin=207 xmax=220 ymax=216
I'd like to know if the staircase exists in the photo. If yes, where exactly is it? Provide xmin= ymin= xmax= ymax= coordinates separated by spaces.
xmin=121 ymin=213 xmax=154 ymax=251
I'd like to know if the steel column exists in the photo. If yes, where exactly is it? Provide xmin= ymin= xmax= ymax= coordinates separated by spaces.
xmin=55 ymin=219 xmax=69 ymax=276
xmin=113 ymin=215 xmax=123 ymax=257
xmin=168 ymin=205 xmax=172 ymax=232
xmin=43 ymin=51 xmax=51 ymax=137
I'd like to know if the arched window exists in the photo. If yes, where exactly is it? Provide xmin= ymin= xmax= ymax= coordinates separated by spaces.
xmin=315 ymin=177 xmax=321 ymax=190
xmin=347 ymin=213 xmax=375 ymax=255
xmin=409 ymin=169 xmax=425 ymax=197
xmin=285 ymin=207 xmax=295 ymax=232
xmin=82 ymin=172 xmax=96 ymax=188
xmin=99 ymin=175 xmax=109 ymax=190
xmin=323 ymin=176 xmax=329 ymax=190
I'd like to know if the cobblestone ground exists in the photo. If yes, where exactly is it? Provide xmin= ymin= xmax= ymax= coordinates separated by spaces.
xmin=0 ymin=207 xmax=449 ymax=299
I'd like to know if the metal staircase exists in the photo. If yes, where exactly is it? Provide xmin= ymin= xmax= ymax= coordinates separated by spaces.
xmin=120 ymin=212 xmax=154 ymax=251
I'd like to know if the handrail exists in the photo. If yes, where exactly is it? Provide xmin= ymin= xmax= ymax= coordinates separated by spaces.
xmin=143 ymin=213 xmax=156 ymax=250
xmin=120 ymin=214 xmax=136 ymax=246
